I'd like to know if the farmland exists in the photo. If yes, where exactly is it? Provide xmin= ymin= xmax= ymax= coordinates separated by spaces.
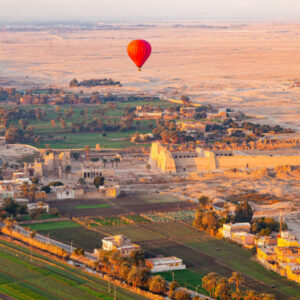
xmin=4 ymin=99 xmax=175 ymax=149
xmin=0 ymin=238 xmax=147 ymax=300
xmin=32 ymin=220 xmax=300 ymax=299
xmin=23 ymin=220 xmax=80 ymax=231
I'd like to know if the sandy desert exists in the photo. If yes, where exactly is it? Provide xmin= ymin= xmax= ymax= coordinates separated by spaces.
xmin=1 ymin=22 xmax=300 ymax=130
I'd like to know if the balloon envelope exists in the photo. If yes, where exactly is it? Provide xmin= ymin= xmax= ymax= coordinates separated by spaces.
xmin=127 ymin=40 xmax=152 ymax=70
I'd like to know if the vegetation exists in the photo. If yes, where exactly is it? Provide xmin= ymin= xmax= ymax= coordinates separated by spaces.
xmin=251 ymin=217 xmax=287 ymax=236
xmin=69 ymin=78 xmax=122 ymax=87
xmin=22 ymin=220 xmax=80 ymax=231
xmin=0 ymin=239 xmax=146 ymax=300
xmin=76 ymin=204 xmax=110 ymax=209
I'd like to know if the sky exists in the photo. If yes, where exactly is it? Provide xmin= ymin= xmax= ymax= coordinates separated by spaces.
xmin=1 ymin=0 xmax=300 ymax=22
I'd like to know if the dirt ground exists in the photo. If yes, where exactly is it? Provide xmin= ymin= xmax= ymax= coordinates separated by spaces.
xmin=49 ymin=194 xmax=197 ymax=217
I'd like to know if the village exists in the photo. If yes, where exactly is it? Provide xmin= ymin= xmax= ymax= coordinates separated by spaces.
xmin=0 ymin=94 xmax=300 ymax=299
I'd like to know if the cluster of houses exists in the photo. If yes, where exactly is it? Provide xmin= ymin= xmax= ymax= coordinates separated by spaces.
xmin=96 ymin=234 xmax=186 ymax=273
xmin=220 ymin=222 xmax=300 ymax=284
xmin=257 ymin=231 xmax=300 ymax=284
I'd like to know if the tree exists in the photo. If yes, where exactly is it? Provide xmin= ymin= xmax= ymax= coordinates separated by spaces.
xmin=243 ymin=290 xmax=260 ymax=300
xmin=149 ymin=275 xmax=167 ymax=294
xmin=180 ymin=95 xmax=191 ymax=107
xmin=78 ymin=178 xmax=86 ymax=185
xmin=65 ymin=165 xmax=71 ymax=178
xmin=174 ymin=289 xmax=192 ymax=300
xmin=145 ymin=163 xmax=151 ymax=172
xmin=19 ymin=118 xmax=28 ymax=130
xmin=198 ymin=195 xmax=212 ymax=210
xmin=130 ymin=249 xmax=145 ymax=266
xmin=260 ymin=293 xmax=276 ymax=300
xmin=29 ymin=230 xmax=37 ymax=239
xmin=5 ymin=126 xmax=23 ymax=143
xmin=215 ymin=278 xmax=231 ymax=300
xmin=93 ymin=176 xmax=105 ymax=188
xmin=102 ymin=158 xmax=108 ymax=168
xmin=202 ymin=272 xmax=219 ymax=297
xmin=41 ymin=185 xmax=51 ymax=193
xmin=229 ymin=272 xmax=244 ymax=294
xmin=234 ymin=200 xmax=253 ymax=223
xmin=127 ymin=266 xmax=143 ymax=288
xmin=84 ymin=145 xmax=91 ymax=161
xmin=4 ymin=217 xmax=16 ymax=232
xmin=114 ymin=157 xmax=120 ymax=167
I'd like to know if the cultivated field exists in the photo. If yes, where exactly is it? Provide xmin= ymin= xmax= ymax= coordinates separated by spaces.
xmin=28 ymin=218 xmax=300 ymax=299
xmin=49 ymin=195 xmax=197 ymax=218
xmin=4 ymin=100 xmax=173 ymax=149
xmin=0 ymin=238 xmax=147 ymax=300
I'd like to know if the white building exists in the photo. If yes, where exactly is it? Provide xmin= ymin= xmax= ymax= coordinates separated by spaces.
xmin=100 ymin=235 xmax=140 ymax=256
xmin=27 ymin=202 xmax=49 ymax=213
xmin=146 ymin=256 xmax=186 ymax=273
xmin=54 ymin=186 xmax=75 ymax=200
xmin=222 ymin=222 xmax=251 ymax=239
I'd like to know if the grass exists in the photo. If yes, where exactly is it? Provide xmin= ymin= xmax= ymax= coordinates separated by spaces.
xmin=38 ymin=227 xmax=105 ymax=252
xmin=22 ymin=214 xmax=59 ymax=221
xmin=23 ymin=219 xmax=300 ymax=299
xmin=76 ymin=204 xmax=110 ymax=210
xmin=6 ymin=99 xmax=176 ymax=149
xmin=0 ymin=238 xmax=147 ymax=300
xmin=124 ymin=214 xmax=152 ymax=224
xmin=93 ymin=216 xmax=129 ymax=226
xmin=157 ymin=269 xmax=208 ymax=295
xmin=22 ymin=221 xmax=80 ymax=231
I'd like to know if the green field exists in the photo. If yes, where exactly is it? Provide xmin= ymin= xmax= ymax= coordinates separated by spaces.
xmin=0 ymin=238 xmax=147 ymax=300
xmin=22 ymin=219 xmax=300 ymax=298
xmin=76 ymin=204 xmax=110 ymax=210
xmin=157 ymin=269 xmax=208 ymax=295
xmin=10 ymin=99 xmax=175 ymax=149
xmin=23 ymin=220 xmax=80 ymax=231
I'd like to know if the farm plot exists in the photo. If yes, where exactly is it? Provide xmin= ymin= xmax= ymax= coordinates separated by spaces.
xmin=0 ymin=239 xmax=147 ymax=300
xmin=142 ymin=210 xmax=195 ymax=222
xmin=22 ymin=220 xmax=80 ymax=231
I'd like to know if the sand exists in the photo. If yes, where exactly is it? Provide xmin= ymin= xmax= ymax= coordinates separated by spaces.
xmin=0 ymin=22 xmax=300 ymax=129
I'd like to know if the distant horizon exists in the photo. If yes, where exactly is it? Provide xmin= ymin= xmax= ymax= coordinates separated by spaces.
xmin=1 ymin=0 xmax=300 ymax=23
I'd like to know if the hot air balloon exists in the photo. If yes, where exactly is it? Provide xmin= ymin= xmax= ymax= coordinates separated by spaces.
xmin=127 ymin=39 xmax=152 ymax=71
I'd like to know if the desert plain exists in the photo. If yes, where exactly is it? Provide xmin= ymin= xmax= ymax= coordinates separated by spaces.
xmin=1 ymin=21 xmax=300 ymax=130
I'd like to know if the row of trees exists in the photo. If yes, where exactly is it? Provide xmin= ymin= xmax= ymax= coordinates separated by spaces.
xmin=69 ymin=78 xmax=122 ymax=87
xmin=202 ymin=272 xmax=275 ymax=300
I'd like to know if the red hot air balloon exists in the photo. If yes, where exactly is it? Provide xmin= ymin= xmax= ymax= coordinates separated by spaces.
xmin=127 ymin=40 xmax=152 ymax=71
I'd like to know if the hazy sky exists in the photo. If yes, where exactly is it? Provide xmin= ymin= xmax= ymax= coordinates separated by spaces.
xmin=1 ymin=0 xmax=300 ymax=22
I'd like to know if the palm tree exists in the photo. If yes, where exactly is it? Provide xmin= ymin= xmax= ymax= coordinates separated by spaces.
xmin=4 ymin=217 xmax=16 ymax=232
xmin=215 ymin=278 xmax=231 ymax=300
xmin=229 ymin=272 xmax=244 ymax=294
xmin=84 ymin=145 xmax=91 ymax=161
xmin=243 ymin=290 xmax=260 ymax=300
xmin=260 ymin=293 xmax=276 ymax=300
xmin=29 ymin=230 xmax=37 ymax=239
xmin=114 ymin=157 xmax=120 ymax=167
xmin=145 ymin=163 xmax=151 ymax=172
xmin=202 ymin=272 xmax=219 ymax=297
xmin=149 ymin=275 xmax=167 ymax=294
xmin=102 ymin=158 xmax=107 ymax=168
xmin=232 ymin=290 xmax=243 ymax=300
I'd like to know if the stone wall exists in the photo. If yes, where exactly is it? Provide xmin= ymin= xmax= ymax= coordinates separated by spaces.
xmin=149 ymin=142 xmax=300 ymax=173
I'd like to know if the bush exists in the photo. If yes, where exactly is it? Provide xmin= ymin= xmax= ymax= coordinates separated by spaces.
xmin=49 ymin=181 xmax=63 ymax=187
xmin=41 ymin=185 xmax=51 ymax=193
